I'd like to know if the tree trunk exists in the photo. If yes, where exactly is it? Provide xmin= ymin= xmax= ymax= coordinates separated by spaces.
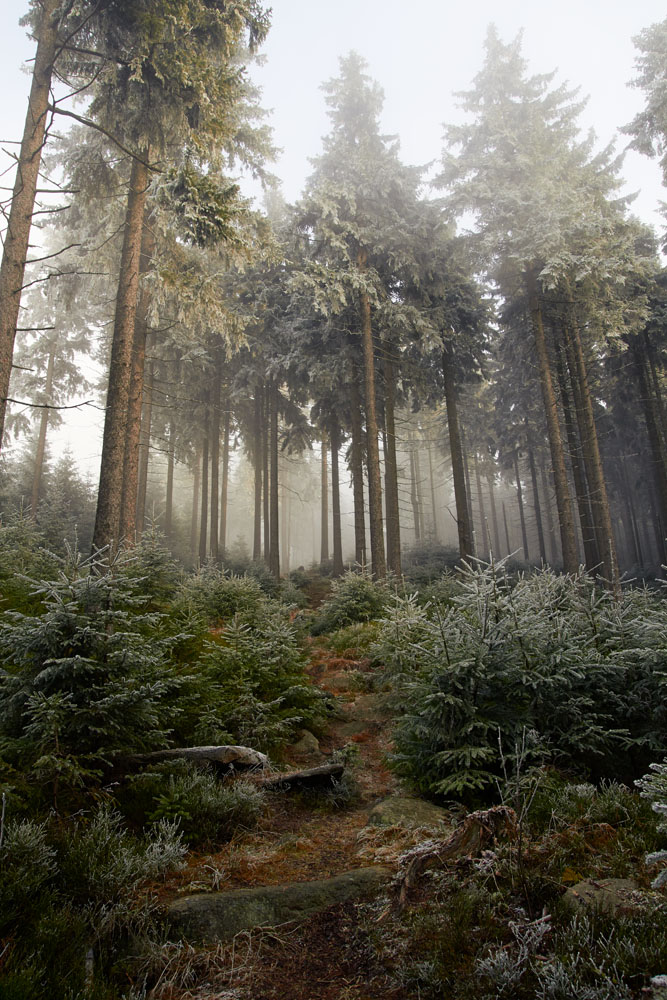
xmin=198 ymin=406 xmax=209 ymax=565
xmin=320 ymin=429 xmax=329 ymax=564
xmin=349 ymin=377 xmax=367 ymax=567
xmin=383 ymin=353 xmax=401 ymax=574
xmin=645 ymin=333 xmax=667 ymax=447
xmin=562 ymin=302 xmax=619 ymax=592
xmin=619 ymin=456 xmax=643 ymax=569
xmin=486 ymin=472 xmax=502 ymax=558
xmin=650 ymin=486 xmax=665 ymax=569
xmin=357 ymin=249 xmax=386 ymax=578
xmin=555 ymin=348 xmax=596 ymax=568
xmin=269 ymin=383 xmax=280 ymax=579
xmin=330 ymin=418 xmax=344 ymax=576
xmin=92 ymin=155 xmax=150 ymax=553
xmin=253 ymin=387 xmax=262 ymax=561
xmin=632 ymin=337 xmax=667 ymax=551
xmin=280 ymin=453 xmax=289 ymax=574
xmin=540 ymin=464 xmax=559 ymax=566
xmin=414 ymin=437 xmax=425 ymax=540
xmin=119 ymin=222 xmax=154 ymax=543
xmin=525 ymin=271 xmax=578 ymax=573
xmin=190 ymin=448 xmax=201 ymax=564
xmin=220 ymin=405 xmax=230 ymax=556
xmin=461 ymin=426 xmax=475 ymax=553
xmin=263 ymin=385 xmax=270 ymax=563
xmin=525 ymin=427 xmax=546 ymax=564
xmin=428 ymin=442 xmax=439 ymax=542
xmin=502 ymin=500 xmax=512 ymax=554
xmin=442 ymin=348 xmax=473 ymax=560
xmin=209 ymin=360 xmax=221 ymax=563
xmin=0 ymin=0 xmax=60 ymax=449
xmin=409 ymin=429 xmax=421 ymax=542
xmin=135 ymin=359 xmax=154 ymax=535
xmin=514 ymin=452 xmax=529 ymax=562
xmin=30 ymin=341 xmax=55 ymax=516
xmin=474 ymin=453 xmax=488 ymax=558
xmin=165 ymin=415 xmax=175 ymax=540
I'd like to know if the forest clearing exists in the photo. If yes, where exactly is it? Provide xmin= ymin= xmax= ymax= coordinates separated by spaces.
xmin=1 ymin=1 xmax=667 ymax=997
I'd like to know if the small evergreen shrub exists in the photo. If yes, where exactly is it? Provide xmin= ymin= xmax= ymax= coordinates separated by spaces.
xmin=377 ymin=562 xmax=667 ymax=799
xmin=176 ymin=564 xmax=268 ymax=624
xmin=0 ymin=511 xmax=59 ymax=613
xmin=0 ymin=546 xmax=190 ymax=808
xmin=636 ymin=758 xmax=667 ymax=886
xmin=278 ymin=578 xmax=309 ymax=609
xmin=120 ymin=523 xmax=181 ymax=610
xmin=187 ymin=609 xmax=324 ymax=752
xmin=0 ymin=806 xmax=185 ymax=998
xmin=311 ymin=570 xmax=390 ymax=635
xmin=401 ymin=541 xmax=461 ymax=585
xmin=325 ymin=620 xmax=381 ymax=659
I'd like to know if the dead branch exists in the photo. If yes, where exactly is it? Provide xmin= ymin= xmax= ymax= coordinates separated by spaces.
xmin=257 ymin=762 xmax=345 ymax=792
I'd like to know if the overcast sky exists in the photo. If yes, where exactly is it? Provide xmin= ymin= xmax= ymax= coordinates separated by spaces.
xmin=0 ymin=0 xmax=665 ymax=470
xmin=250 ymin=0 xmax=666 ymax=227
xmin=1 ymin=0 xmax=665 ymax=222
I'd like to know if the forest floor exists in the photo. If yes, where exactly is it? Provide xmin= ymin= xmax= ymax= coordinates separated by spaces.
xmin=149 ymin=642 xmax=454 ymax=1000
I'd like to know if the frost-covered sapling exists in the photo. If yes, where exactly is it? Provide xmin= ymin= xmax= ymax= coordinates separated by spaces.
xmin=0 ymin=545 xmax=190 ymax=808
xmin=637 ymin=758 xmax=667 ymax=887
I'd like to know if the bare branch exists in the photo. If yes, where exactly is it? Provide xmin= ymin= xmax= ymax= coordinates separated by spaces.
xmin=26 ymin=242 xmax=81 ymax=264
xmin=3 ymin=397 xmax=100 ymax=411
xmin=47 ymin=106 xmax=160 ymax=171
xmin=20 ymin=269 xmax=106 ymax=291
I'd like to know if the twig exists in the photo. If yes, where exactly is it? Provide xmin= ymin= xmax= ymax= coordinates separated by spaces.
xmin=3 ymin=397 xmax=99 ymax=411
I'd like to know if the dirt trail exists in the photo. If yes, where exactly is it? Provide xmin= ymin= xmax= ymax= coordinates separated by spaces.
xmin=162 ymin=644 xmax=402 ymax=894
xmin=154 ymin=643 xmax=440 ymax=999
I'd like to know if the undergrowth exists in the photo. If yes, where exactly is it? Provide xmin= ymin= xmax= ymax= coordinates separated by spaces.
xmin=375 ymin=560 xmax=667 ymax=798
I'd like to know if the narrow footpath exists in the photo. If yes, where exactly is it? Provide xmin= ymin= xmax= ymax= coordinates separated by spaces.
xmin=151 ymin=642 xmax=454 ymax=1000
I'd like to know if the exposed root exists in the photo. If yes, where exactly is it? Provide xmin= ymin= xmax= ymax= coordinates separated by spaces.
xmin=390 ymin=804 xmax=518 ymax=911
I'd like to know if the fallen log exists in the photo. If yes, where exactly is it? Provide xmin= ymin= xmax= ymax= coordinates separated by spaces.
xmin=113 ymin=745 xmax=269 ymax=776
xmin=258 ymin=762 xmax=345 ymax=792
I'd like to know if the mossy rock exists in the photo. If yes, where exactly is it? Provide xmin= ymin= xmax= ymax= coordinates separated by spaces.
xmin=366 ymin=795 xmax=451 ymax=829
xmin=168 ymin=867 xmax=390 ymax=941
xmin=563 ymin=878 xmax=643 ymax=917
xmin=288 ymin=729 xmax=324 ymax=764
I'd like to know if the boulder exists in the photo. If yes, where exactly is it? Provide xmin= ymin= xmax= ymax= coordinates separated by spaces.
xmin=168 ymin=867 xmax=390 ymax=941
xmin=288 ymin=729 xmax=324 ymax=764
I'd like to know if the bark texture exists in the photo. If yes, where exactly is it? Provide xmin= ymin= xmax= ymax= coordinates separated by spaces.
xmin=349 ymin=377 xmax=367 ymax=567
xmin=92 ymin=155 xmax=150 ymax=552
xmin=442 ymin=348 xmax=473 ymax=560
xmin=562 ymin=307 xmax=619 ymax=592
xmin=268 ymin=383 xmax=280 ymax=578
xmin=357 ymin=249 xmax=386 ymax=578
xmin=330 ymin=418 xmax=344 ymax=576
xmin=382 ymin=354 xmax=401 ymax=574
xmin=525 ymin=272 xmax=578 ymax=573
xmin=0 ymin=0 xmax=60 ymax=448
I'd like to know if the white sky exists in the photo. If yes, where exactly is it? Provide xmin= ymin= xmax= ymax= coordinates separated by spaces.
xmin=0 ymin=0 xmax=665 ymax=472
